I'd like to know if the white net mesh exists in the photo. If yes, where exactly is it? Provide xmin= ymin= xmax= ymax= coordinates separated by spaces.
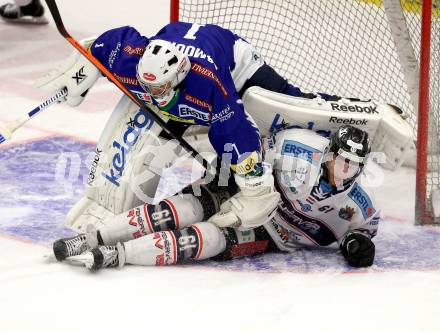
xmin=176 ymin=0 xmax=440 ymax=214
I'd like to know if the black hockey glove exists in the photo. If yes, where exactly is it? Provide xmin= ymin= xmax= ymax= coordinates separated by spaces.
xmin=340 ymin=232 xmax=375 ymax=268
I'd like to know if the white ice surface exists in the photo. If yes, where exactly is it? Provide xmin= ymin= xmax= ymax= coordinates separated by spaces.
xmin=1 ymin=1 xmax=439 ymax=331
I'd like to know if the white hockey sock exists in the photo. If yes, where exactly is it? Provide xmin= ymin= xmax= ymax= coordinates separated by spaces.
xmin=123 ymin=222 xmax=226 ymax=266
xmin=98 ymin=194 xmax=205 ymax=245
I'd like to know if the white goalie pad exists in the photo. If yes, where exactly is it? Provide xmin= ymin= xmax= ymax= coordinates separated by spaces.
xmin=243 ymin=86 xmax=414 ymax=170
xmin=66 ymin=96 xmax=210 ymax=232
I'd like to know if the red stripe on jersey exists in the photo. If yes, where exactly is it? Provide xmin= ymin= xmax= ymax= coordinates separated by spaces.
xmin=164 ymin=199 xmax=180 ymax=229
xmin=168 ymin=231 xmax=177 ymax=264
xmin=143 ymin=203 xmax=154 ymax=234
xmin=192 ymin=225 xmax=204 ymax=259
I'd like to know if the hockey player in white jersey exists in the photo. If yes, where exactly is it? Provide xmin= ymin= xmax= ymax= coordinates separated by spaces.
xmin=53 ymin=124 xmax=380 ymax=269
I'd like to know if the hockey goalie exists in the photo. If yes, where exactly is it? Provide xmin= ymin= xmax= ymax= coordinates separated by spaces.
xmin=36 ymin=21 xmax=413 ymax=269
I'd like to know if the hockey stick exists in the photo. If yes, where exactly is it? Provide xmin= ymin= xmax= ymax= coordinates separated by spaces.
xmin=0 ymin=87 xmax=68 ymax=145
xmin=44 ymin=0 xmax=211 ymax=171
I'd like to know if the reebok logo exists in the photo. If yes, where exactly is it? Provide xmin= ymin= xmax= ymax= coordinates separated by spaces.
xmin=329 ymin=116 xmax=368 ymax=125
xmin=331 ymin=103 xmax=378 ymax=114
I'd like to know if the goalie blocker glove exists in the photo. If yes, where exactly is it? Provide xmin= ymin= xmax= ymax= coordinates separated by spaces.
xmin=340 ymin=231 xmax=375 ymax=268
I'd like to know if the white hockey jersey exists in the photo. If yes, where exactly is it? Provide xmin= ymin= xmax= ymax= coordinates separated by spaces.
xmin=263 ymin=129 xmax=381 ymax=252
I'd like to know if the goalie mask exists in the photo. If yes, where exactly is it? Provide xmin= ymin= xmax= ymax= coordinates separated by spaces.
xmin=136 ymin=39 xmax=191 ymax=107
xmin=325 ymin=125 xmax=371 ymax=187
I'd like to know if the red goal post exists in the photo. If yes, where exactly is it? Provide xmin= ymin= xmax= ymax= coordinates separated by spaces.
xmin=169 ymin=0 xmax=440 ymax=224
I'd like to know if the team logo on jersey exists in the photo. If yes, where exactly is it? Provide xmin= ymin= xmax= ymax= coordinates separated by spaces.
xmin=281 ymin=140 xmax=322 ymax=166
xmin=178 ymin=104 xmax=210 ymax=121
xmin=338 ymin=206 xmax=355 ymax=221
xmin=348 ymin=183 xmax=376 ymax=218
xmin=143 ymin=73 xmax=156 ymax=81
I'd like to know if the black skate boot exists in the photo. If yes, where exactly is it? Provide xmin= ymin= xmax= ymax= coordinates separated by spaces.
xmin=67 ymin=243 xmax=126 ymax=271
xmin=53 ymin=228 xmax=98 ymax=261
xmin=0 ymin=0 xmax=48 ymax=24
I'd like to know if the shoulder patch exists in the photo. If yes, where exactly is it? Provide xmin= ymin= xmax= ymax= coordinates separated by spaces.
xmin=348 ymin=183 xmax=376 ymax=219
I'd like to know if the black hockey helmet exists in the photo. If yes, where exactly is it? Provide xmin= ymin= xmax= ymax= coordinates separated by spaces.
xmin=328 ymin=125 xmax=371 ymax=165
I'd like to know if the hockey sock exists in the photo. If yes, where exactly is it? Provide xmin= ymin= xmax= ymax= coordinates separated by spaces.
xmin=123 ymin=223 xmax=226 ymax=266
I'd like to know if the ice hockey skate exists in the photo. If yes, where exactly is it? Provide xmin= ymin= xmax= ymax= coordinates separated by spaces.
xmin=66 ymin=243 xmax=125 ymax=271
xmin=52 ymin=226 xmax=98 ymax=261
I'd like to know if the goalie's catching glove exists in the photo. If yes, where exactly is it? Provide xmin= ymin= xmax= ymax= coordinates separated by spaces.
xmin=208 ymin=163 xmax=280 ymax=229
xmin=34 ymin=37 xmax=100 ymax=107
xmin=340 ymin=231 xmax=375 ymax=268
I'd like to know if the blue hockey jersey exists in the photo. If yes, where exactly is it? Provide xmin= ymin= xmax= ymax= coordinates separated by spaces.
xmin=90 ymin=22 xmax=261 ymax=172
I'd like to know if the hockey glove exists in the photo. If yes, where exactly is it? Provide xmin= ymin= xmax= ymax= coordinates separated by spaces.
xmin=34 ymin=37 xmax=100 ymax=107
xmin=208 ymin=163 xmax=280 ymax=229
xmin=340 ymin=232 xmax=375 ymax=268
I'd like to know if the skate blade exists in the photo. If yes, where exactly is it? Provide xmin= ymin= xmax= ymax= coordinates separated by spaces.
xmin=66 ymin=252 xmax=94 ymax=269
xmin=1 ymin=15 xmax=48 ymax=24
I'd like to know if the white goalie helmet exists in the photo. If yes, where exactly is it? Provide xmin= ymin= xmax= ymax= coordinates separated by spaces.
xmin=136 ymin=39 xmax=191 ymax=106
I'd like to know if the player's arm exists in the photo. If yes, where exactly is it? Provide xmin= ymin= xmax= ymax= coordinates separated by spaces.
xmin=34 ymin=26 xmax=146 ymax=106
xmin=207 ymin=88 xmax=280 ymax=229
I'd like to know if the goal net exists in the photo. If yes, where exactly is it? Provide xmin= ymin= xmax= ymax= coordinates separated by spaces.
xmin=170 ymin=0 xmax=440 ymax=223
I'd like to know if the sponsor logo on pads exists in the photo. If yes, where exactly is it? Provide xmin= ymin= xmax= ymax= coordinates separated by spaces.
xmin=102 ymin=108 xmax=154 ymax=187
xmin=329 ymin=116 xmax=368 ymax=125
xmin=330 ymin=103 xmax=378 ymax=114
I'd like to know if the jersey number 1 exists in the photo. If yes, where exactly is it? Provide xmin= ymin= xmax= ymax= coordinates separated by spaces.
xmin=184 ymin=24 xmax=205 ymax=40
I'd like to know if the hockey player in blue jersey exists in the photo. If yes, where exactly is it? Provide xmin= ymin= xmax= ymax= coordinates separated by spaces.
xmin=36 ymin=22 xmax=337 ymax=230
xmin=38 ymin=22 xmax=323 ymax=173
xmin=53 ymin=125 xmax=380 ymax=269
